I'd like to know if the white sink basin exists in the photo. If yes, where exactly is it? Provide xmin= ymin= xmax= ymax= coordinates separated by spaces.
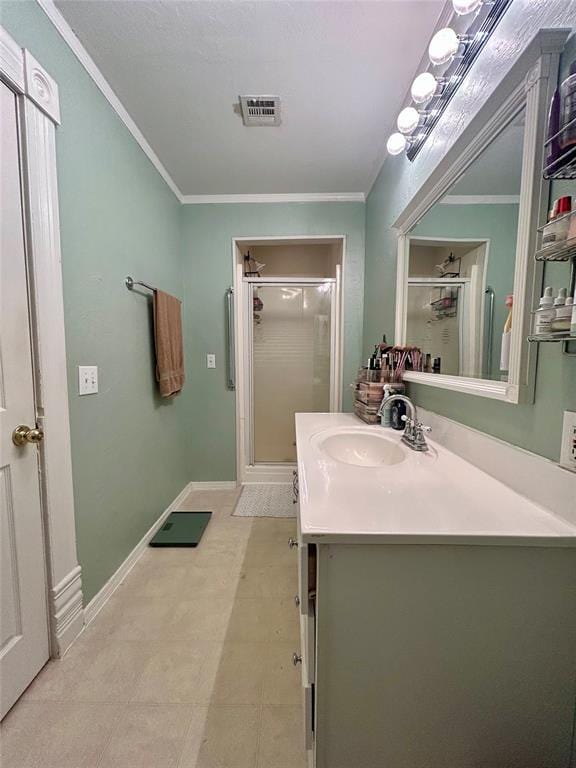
xmin=316 ymin=429 xmax=405 ymax=468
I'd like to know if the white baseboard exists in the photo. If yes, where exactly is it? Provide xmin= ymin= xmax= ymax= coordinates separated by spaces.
xmin=83 ymin=482 xmax=194 ymax=626
xmin=188 ymin=481 xmax=238 ymax=490
xmin=241 ymin=465 xmax=296 ymax=484
xmin=51 ymin=565 xmax=84 ymax=657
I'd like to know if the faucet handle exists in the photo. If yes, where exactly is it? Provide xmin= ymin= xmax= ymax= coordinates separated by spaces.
xmin=417 ymin=422 xmax=432 ymax=433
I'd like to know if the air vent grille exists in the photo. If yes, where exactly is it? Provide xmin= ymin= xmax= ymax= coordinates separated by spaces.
xmin=239 ymin=95 xmax=281 ymax=127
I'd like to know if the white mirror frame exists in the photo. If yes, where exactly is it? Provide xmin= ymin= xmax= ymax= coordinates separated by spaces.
xmin=393 ymin=29 xmax=570 ymax=403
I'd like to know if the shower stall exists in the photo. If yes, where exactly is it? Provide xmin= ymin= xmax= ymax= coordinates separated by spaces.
xmin=230 ymin=237 xmax=344 ymax=483
xmin=250 ymin=281 xmax=334 ymax=463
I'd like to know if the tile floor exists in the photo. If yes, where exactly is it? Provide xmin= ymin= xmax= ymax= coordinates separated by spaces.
xmin=0 ymin=489 xmax=307 ymax=768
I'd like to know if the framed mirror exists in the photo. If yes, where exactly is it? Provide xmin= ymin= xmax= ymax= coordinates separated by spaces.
xmin=393 ymin=29 xmax=570 ymax=403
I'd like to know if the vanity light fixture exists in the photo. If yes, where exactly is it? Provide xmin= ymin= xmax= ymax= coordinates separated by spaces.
xmin=452 ymin=0 xmax=484 ymax=15
xmin=428 ymin=27 xmax=469 ymax=67
xmin=411 ymin=72 xmax=440 ymax=104
xmin=397 ymin=107 xmax=421 ymax=135
xmin=428 ymin=27 xmax=459 ymax=66
xmin=386 ymin=0 xmax=512 ymax=160
xmin=386 ymin=132 xmax=408 ymax=156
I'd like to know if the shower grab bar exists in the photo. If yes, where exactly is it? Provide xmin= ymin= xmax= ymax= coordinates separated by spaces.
xmin=484 ymin=286 xmax=495 ymax=379
xmin=225 ymin=287 xmax=235 ymax=391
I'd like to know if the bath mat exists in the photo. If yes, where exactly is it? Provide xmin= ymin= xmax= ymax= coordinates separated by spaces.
xmin=232 ymin=484 xmax=296 ymax=518
xmin=149 ymin=511 xmax=211 ymax=547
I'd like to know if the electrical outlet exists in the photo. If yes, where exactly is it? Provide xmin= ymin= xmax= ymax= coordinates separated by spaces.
xmin=206 ymin=354 xmax=216 ymax=369
xmin=559 ymin=411 xmax=576 ymax=472
xmin=78 ymin=365 xmax=98 ymax=395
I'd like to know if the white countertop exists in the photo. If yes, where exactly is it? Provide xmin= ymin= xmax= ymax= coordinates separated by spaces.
xmin=295 ymin=413 xmax=576 ymax=546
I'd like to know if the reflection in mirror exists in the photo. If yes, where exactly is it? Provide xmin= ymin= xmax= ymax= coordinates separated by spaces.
xmin=405 ymin=107 xmax=525 ymax=381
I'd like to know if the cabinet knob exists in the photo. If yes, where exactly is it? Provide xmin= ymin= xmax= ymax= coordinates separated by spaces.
xmin=294 ymin=595 xmax=300 ymax=607
xmin=292 ymin=653 xmax=302 ymax=666
xmin=288 ymin=538 xmax=298 ymax=549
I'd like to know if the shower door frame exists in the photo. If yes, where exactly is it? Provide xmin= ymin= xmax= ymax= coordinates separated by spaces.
xmin=232 ymin=236 xmax=345 ymax=484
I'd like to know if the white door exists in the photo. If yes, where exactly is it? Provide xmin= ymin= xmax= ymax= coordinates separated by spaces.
xmin=0 ymin=81 xmax=49 ymax=718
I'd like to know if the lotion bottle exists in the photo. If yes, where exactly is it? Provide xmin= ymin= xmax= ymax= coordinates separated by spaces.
xmin=533 ymin=286 xmax=554 ymax=334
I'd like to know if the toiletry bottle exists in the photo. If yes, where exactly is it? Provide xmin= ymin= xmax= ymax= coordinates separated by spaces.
xmin=546 ymin=87 xmax=561 ymax=173
xmin=553 ymin=296 xmax=573 ymax=332
xmin=554 ymin=287 xmax=567 ymax=315
xmin=500 ymin=294 xmax=513 ymax=373
xmin=534 ymin=286 xmax=555 ymax=334
xmin=559 ymin=59 xmax=576 ymax=155
xmin=380 ymin=384 xmax=393 ymax=427
xmin=555 ymin=197 xmax=572 ymax=243
xmin=542 ymin=203 xmax=558 ymax=248
xmin=432 ymin=357 xmax=441 ymax=374
xmin=546 ymin=88 xmax=561 ymax=170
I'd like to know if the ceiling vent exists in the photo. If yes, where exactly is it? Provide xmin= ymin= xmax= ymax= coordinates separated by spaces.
xmin=239 ymin=95 xmax=281 ymax=127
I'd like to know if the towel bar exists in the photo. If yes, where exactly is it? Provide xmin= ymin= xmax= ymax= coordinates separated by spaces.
xmin=125 ymin=276 xmax=155 ymax=292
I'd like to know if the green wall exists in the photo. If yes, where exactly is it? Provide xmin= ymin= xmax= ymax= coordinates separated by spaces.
xmin=363 ymin=28 xmax=576 ymax=462
xmin=412 ymin=203 xmax=519 ymax=377
xmin=1 ymin=1 xmax=191 ymax=602
xmin=180 ymin=202 xmax=365 ymax=481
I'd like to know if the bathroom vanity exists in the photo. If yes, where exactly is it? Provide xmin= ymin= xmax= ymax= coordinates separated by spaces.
xmin=294 ymin=413 xmax=576 ymax=768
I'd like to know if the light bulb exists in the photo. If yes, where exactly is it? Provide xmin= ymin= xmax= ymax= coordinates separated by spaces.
xmin=411 ymin=72 xmax=437 ymax=104
xmin=428 ymin=27 xmax=460 ymax=66
xmin=452 ymin=0 xmax=482 ymax=14
xmin=397 ymin=107 xmax=420 ymax=135
xmin=386 ymin=133 xmax=407 ymax=156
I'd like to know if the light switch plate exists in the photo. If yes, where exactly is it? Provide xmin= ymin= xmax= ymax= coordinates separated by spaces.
xmin=206 ymin=354 xmax=216 ymax=369
xmin=78 ymin=365 xmax=98 ymax=395
xmin=559 ymin=411 xmax=576 ymax=472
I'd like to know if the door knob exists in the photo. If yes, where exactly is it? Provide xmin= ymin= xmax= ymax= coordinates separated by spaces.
xmin=292 ymin=653 xmax=302 ymax=666
xmin=12 ymin=424 xmax=44 ymax=447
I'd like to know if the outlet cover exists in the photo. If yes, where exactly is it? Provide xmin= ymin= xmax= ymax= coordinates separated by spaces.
xmin=559 ymin=411 xmax=576 ymax=472
xmin=78 ymin=365 xmax=98 ymax=395
xmin=206 ymin=354 xmax=216 ymax=369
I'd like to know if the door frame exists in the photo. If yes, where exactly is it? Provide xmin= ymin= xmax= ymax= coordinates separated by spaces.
xmin=1 ymin=26 xmax=83 ymax=657
xmin=231 ymin=235 xmax=345 ymax=484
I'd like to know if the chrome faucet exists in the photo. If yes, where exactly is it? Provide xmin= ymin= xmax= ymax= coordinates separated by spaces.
xmin=377 ymin=394 xmax=431 ymax=452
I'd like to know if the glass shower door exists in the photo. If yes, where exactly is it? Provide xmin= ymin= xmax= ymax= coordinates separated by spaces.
xmin=251 ymin=283 xmax=332 ymax=463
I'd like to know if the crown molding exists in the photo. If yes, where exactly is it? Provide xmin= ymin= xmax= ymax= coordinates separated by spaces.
xmin=440 ymin=194 xmax=521 ymax=205
xmin=36 ymin=0 xmax=182 ymax=201
xmin=35 ymin=1 xmax=369 ymax=206
xmin=181 ymin=192 xmax=365 ymax=205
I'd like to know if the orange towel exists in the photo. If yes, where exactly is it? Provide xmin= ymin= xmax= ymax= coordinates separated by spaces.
xmin=153 ymin=289 xmax=185 ymax=397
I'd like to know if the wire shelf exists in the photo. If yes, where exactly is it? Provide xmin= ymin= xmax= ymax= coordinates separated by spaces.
xmin=527 ymin=332 xmax=576 ymax=343
xmin=535 ymin=212 xmax=576 ymax=262
xmin=543 ymin=115 xmax=576 ymax=180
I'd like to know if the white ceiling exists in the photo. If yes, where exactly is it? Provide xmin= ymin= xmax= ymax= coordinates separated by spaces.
xmin=55 ymin=0 xmax=445 ymax=196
